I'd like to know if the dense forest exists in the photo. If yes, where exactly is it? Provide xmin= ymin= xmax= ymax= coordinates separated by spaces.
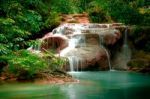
xmin=0 ymin=0 xmax=150 ymax=80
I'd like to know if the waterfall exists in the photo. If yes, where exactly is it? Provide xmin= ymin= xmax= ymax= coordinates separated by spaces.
xmin=79 ymin=35 xmax=86 ymax=47
xmin=67 ymin=35 xmax=86 ymax=71
xmin=99 ymin=35 xmax=112 ymax=70
xmin=122 ymin=27 xmax=131 ymax=67
xmin=113 ymin=26 xmax=131 ymax=70
xmin=60 ymin=33 xmax=86 ymax=71
xmin=68 ymin=56 xmax=83 ymax=71
xmin=28 ymin=23 xmax=122 ymax=71
xmin=68 ymin=56 xmax=75 ymax=71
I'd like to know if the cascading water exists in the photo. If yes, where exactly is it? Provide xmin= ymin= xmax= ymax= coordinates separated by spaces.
xmin=99 ymin=35 xmax=112 ymax=70
xmin=79 ymin=35 xmax=86 ymax=47
xmin=122 ymin=26 xmax=131 ymax=67
xmin=123 ymin=27 xmax=131 ymax=60
xmin=67 ymin=56 xmax=84 ymax=71
xmin=59 ymin=28 xmax=86 ymax=71
xmin=112 ymin=26 xmax=131 ymax=70
xmin=58 ymin=24 xmax=121 ymax=71
xmin=28 ymin=23 xmax=122 ymax=71
xmin=67 ymin=35 xmax=86 ymax=71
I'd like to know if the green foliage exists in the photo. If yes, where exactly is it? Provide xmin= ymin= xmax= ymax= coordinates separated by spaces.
xmin=72 ymin=0 xmax=91 ymax=12
xmin=0 ymin=18 xmax=30 ymax=54
xmin=145 ymin=41 xmax=150 ymax=52
xmin=139 ymin=8 xmax=150 ymax=26
xmin=15 ymin=10 xmax=42 ymax=33
xmin=5 ymin=50 xmax=48 ymax=79
xmin=50 ymin=0 xmax=78 ymax=14
xmin=107 ymin=0 xmax=142 ymax=24
xmin=88 ymin=6 xmax=111 ymax=23
xmin=43 ymin=49 xmax=66 ymax=71
xmin=44 ymin=11 xmax=61 ymax=29
xmin=0 ymin=50 xmax=66 ymax=79
xmin=129 ymin=26 xmax=150 ymax=52
xmin=0 ymin=1 xmax=23 ymax=17
xmin=129 ymin=0 xmax=145 ymax=8
xmin=0 ymin=0 xmax=67 ymax=79
xmin=127 ymin=51 xmax=150 ymax=70
xmin=45 ymin=54 xmax=65 ymax=71
xmin=128 ymin=59 xmax=146 ymax=67
xmin=73 ymin=0 xmax=147 ymax=25
xmin=0 ymin=0 xmax=60 ymax=55
xmin=0 ymin=44 xmax=11 ymax=55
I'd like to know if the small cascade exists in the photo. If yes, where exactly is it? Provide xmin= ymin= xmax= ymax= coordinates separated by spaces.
xmin=122 ymin=27 xmax=131 ymax=67
xmin=68 ymin=56 xmax=83 ymax=71
xmin=104 ymin=49 xmax=112 ymax=70
xmin=65 ymin=34 xmax=86 ymax=71
xmin=99 ymin=35 xmax=112 ymax=70
xmin=68 ymin=56 xmax=75 ymax=71
xmin=113 ymin=26 xmax=131 ymax=70
xmin=79 ymin=35 xmax=86 ymax=47
xmin=60 ymin=33 xmax=86 ymax=71
xmin=60 ymin=34 xmax=86 ymax=56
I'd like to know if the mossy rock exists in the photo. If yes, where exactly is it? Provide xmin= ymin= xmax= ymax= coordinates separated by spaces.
xmin=127 ymin=59 xmax=149 ymax=68
xmin=127 ymin=51 xmax=150 ymax=73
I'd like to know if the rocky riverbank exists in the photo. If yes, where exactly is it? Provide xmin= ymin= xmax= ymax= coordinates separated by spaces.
xmin=0 ymin=71 xmax=78 ymax=84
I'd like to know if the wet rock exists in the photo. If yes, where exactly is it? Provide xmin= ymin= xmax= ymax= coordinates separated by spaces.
xmin=30 ymin=23 xmax=125 ymax=71
xmin=41 ymin=34 xmax=68 ymax=53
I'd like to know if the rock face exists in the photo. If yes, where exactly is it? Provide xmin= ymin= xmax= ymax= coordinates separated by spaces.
xmin=41 ymin=33 xmax=68 ymax=53
xmin=61 ymin=13 xmax=89 ymax=24
xmin=37 ymin=23 xmax=123 ymax=71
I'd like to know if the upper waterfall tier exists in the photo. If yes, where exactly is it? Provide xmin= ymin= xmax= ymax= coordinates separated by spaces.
xmin=40 ymin=23 xmax=121 ymax=51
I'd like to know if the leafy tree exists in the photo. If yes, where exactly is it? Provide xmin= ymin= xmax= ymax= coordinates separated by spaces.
xmin=50 ymin=0 xmax=77 ymax=14
xmin=88 ymin=6 xmax=111 ymax=23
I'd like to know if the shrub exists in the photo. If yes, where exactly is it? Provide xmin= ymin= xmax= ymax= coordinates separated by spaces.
xmin=88 ymin=6 xmax=111 ymax=23
xmin=0 ymin=18 xmax=30 ymax=54
xmin=15 ymin=10 xmax=42 ymax=33
xmin=127 ymin=51 xmax=150 ymax=71
xmin=5 ymin=50 xmax=48 ymax=79
xmin=129 ymin=26 xmax=150 ymax=52
xmin=50 ymin=0 xmax=77 ymax=14
xmin=43 ymin=11 xmax=61 ymax=29
xmin=0 ymin=49 xmax=66 ymax=79
xmin=127 ymin=59 xmax=149 ymax=68
xmin=140 ymin=8 xmax=150 ymax=26
xmin=108 ymin=0 xmax=142 ymax=24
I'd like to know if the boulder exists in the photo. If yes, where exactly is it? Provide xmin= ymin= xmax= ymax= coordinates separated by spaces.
xmin=41 ymin=33 xmax=68 ymax=53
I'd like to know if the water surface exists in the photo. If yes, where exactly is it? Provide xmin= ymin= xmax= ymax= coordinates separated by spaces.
xmin=0 ymin=71 xmax=150 ymax=99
